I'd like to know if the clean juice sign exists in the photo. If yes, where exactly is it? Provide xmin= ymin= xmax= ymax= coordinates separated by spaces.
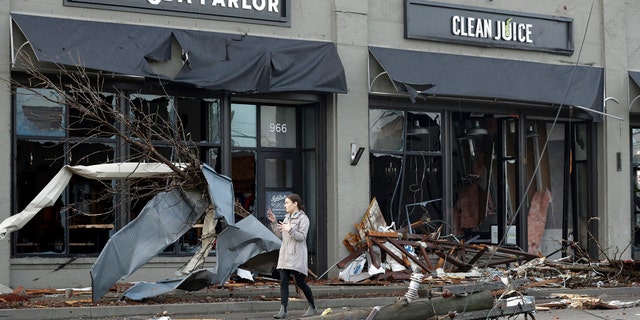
xmin=405 ymin=0 xmax=573 ymax=55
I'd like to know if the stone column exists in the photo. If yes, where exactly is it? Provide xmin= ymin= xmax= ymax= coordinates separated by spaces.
xmin=601 ymin=0 xmax=632 ymax=260
xmin=326 ymin=0 xmax=370 ymax=278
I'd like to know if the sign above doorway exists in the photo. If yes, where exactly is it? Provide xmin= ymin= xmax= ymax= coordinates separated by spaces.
xmin=405 ymin=0 xmax=574 ymax=55
xmin=64 ymin=0 xmax=291 ymax=26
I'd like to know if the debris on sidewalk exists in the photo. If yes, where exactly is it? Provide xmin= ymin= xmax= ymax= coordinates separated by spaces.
xmin=323 ymin=197 xmax=640 ymax=318
xmin=338 ymin=198 xmax=539 ymax=283
xmin=5 ymin=195 xmax=640 ymax=316
xmin=536 ymin=293 xmax=640 ymax=310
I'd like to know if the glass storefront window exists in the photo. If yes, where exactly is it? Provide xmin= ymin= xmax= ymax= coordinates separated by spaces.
xmin=12 ymin=82 xmax=311 ymax=259
xmin=369 ymin=109 xmax=403 ymax=151
xmin=130 ymin=94 xmax=174 ymax=141
xmin=231 ymin=103 xmax=257 ymax=147
xmin=369 ymin=108 xmax=443 ymax=231
xmin=207 ymin=99 xmax=221 ymax=144
xmin=15 ymin=88 xmax=65 ymax=137
xmin=176 ymin=97 xmax=220 ymax=144
xmin=13 ymin=86 xmax=226 ymax=256
xmin=574 ymin=123 xmax=588 ymax=161
xmin=68 ymin=176 xmax=114 ymax=254
xmin=633 ymin=128 xmax=640 ymax=166
xmin=401 ymin=154 xmax=443 ymax=232
xmin=69 ymin=93 xmax=116 ymax=138
xmin=632 ymin=128 xmax=640 ymax=256
xmin=261 ymin=106 xmax=296 ymax=148
xmin=265 ymin=158 xmax=293 ymax=188
xmin=15 ymin=140 xmax=65 ymax=254
xmin=232 ymin=150 xmax=256 ymax=214
xmin=452 ymin=114 xmax=503 ymax=242
xmin=407 ymin=112 xmax=441 ymax=152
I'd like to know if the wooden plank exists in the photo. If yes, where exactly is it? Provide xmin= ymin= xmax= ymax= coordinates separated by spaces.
xmin=433 ymin=250 xmax=471 ymax=270
xmin=366 ymin=230 xmax=400 ymax=238
xmin=336 ymin=245 xmax=367 ymax=269
xmin=417 ymin=246 xmax=434 ymax=270
xmin=465 ymin=246 xmax=488 ymax=266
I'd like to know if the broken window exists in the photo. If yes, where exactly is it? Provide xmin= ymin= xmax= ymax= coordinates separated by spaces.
xmin=369 ymin=109 xmax=443 ymax=233
xmin=12 ymin=86 xmax=222 ymax=256
xmin=14 ymin=88 xmax=118 ymax=255
xmin=15 ymin=140 xmax=65 ymax=254
xmin=452 ymin=115 xmax=509 ymax=244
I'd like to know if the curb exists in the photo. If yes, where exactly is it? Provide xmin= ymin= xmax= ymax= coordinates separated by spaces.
xmin=0 ymin=296 xmax=401 ymax=320
xmin=1 ymin=284 xmax=639 ymax=320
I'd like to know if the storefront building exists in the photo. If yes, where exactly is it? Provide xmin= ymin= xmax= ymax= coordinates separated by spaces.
xmin=0 ymin=0 xmax=637 ymax=289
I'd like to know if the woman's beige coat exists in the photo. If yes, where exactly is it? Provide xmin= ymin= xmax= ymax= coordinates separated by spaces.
xmin=270 ymin=211 xmax=309 ymax=276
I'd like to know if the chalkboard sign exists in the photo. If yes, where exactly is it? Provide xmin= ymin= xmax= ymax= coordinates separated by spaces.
xmin=266 ymin=191 xmax=290 ymax=221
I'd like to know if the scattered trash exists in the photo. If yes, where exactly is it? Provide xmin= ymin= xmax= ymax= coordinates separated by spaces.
xmin=321 ymin=307 xmax=333 ymax=315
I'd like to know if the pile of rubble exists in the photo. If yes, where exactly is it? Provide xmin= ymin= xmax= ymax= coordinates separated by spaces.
xmin=335 ymin=199 xmax=640 ymax=289
xmin=315 ymin=198 xmax=640 ymax=319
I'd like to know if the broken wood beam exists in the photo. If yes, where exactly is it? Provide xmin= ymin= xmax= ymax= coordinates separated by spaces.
xmin=418 ymin=246 xmax=435 ymax=270
xmin=465 ymin=246 xmax=488 ymax=266
xmin=433 ymin=250 xmax=472 ymax=271
xmin=366 ymin=230 xmax=400 ymax=238
xmin=337 ymin=246 xmax=367 ymax=269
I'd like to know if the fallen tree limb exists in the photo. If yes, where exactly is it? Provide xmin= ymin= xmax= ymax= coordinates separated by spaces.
xmin=306 ymin=291 xmax=495 ymax=320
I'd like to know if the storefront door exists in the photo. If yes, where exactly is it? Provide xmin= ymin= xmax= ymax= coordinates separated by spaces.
xmin=258 ymin=151 xmax=302 ymax=222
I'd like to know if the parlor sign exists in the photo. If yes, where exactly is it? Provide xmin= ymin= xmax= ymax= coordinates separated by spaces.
xmin=405 ymin=0 xmax=574 ymax=55
xmin=64 ymin=0 xmax=290 ymax=25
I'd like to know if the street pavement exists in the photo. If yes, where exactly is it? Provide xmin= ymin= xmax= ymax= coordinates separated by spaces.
xmin=2 ymin=284 xmax=640 ymax=319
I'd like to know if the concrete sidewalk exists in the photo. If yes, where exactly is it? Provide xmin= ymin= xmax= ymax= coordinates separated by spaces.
xmin=1 ymin=284 xmax=640 ymax=320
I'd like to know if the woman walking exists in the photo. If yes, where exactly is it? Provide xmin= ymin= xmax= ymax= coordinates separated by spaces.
xmin=267 ymin=193 xmax=317 ymax=319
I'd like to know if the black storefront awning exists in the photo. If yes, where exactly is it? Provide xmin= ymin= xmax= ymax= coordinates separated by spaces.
xmin=369 ymin=46 xmax=604 ymax=120
xmin=11 ymin=14 xmax=347 ymax=94
xmin=630 ymin=71 xmax=640 ymax=89
xmin=629 ymin=71 xmax=640 ymax=113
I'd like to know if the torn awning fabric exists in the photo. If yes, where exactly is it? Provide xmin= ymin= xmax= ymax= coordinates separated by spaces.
xmin=369 ymin=46 xmax=604 ymax=121
xmin=10 ymin=13 xmax=347 ymax=94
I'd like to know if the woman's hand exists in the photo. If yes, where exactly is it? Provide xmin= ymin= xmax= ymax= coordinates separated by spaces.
xmin=278 ymin=221 xmax=291 ymax=232
xmin=267 ymin=208 xmax=276 ymax=223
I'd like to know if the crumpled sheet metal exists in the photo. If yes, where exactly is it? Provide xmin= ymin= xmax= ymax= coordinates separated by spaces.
xmin=122 ymin=269 xmax=214 ymax=300
xmin=122 ymin=214 xmax=281 ymax=300
xmin=90 ymin=189 xmax=207 ymax=302
xmin=213 ymin=214 xmax=281 ymax=286
xmin=202 ymin=164 xmax=235 ymax=226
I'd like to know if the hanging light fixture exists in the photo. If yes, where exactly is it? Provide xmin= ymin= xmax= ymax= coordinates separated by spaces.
xmin=466 ymin=120 xmax=488 ymax=136
xmin=408 ymin=120 xmax=429 ymax=135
